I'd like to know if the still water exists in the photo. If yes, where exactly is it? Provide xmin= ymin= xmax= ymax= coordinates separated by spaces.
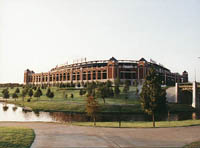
xmin=0 ymin=103 xmax=199 ymax=122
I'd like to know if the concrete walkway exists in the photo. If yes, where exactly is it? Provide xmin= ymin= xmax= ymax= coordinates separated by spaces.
xmin=0 ymin=122 xmax=200 ymax=148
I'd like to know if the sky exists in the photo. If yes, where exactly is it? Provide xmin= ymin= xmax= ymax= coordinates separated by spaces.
xmin=0 ymin=0 xmax=200 ymax=83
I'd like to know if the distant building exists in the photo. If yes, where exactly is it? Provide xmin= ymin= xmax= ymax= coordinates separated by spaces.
xmin=24 ymin=57 xmax=188 ymax=86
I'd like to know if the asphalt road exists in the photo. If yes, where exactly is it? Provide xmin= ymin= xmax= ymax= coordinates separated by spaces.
xmin=0 ymin=122 xmax=199 ymax=148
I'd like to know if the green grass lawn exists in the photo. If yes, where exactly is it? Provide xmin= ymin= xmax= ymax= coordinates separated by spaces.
xmin=0 ymin=127 xmax=35 ymax=148
xmin=72 ymin=119 xmax=200 ymax=128
xmin=2 ymin=86 xmax=141 ymax=113
xmin=184 ymin=141 xmax=200 ymax=148
xmin=1 ymin=86 xmax=139 ymax=104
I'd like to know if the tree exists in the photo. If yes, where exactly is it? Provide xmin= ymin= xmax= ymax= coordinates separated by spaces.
xmin=46 ymin=88 xmax=51 ymax=97
xmin=79 ymin=89 xmax=84 ymax=96
xmin=71 ymin=93 xmax=74 ymax=99
xmin=49 ymin=92 xmax=54 ymax=100
xmin=87 ymin=82 xmax=96 ymax=97
xmin=140 ymin=68 xmax=167 ymax=128
xmin=12 ymin=93 xmax=18 ymax=101
xmin=28 ymin=89 xmax=33 ymax=99
xmin=46 ymin=88 xmax=54 ymax=100
xmin=114 ymin=78 xmax=120 ymax=97
xmin=21 ymin=89 xmax=27 ymax=102
xmin=86 ymin=96 xmax=99 ymax=126
xmin=97 ymin=84 xmax=107 ymax=104
xmin=15 ymin=88 xmax=20 ymax=93
xmin=133 ymin=80 xmax=138 ymax=87
xmin=136 ymin=87 xmax=139 ymax=96
xmin=37 ymin=87 xmax=43 ymax=96
xmin=2 ymin=89 xmax=9 ymax=101
xmin=34 ymin=88 xmax=42 ymax=101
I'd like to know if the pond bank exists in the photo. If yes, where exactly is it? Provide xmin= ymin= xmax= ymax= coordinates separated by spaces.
xmin=6 ymin=99 xmax=196 ymax=113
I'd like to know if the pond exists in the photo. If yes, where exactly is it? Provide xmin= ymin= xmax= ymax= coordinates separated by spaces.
xmin=0 ymin=103 xmax=199 ymax=122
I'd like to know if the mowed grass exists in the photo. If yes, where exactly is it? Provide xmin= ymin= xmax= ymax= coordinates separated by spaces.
xmin=0 ymin=127 xmax=35 ymax=148
xmin=2 ymin=86 xmax=139 ymax=104
xmin=72 ymin=119 xmax=200 ymax=128
xmin=1 ymin=86 xmax=195 ymax=113
xmin=3 ymin=86 xmax=142 ymax=113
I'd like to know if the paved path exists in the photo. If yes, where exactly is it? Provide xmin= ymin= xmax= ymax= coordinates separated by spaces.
xmin=0 ymin=122 xmax=200 ymax=148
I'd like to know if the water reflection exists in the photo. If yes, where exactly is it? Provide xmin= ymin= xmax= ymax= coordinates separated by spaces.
xmin=12 ymin=106 xmax=17 ymax=112
xmin=2 ymin=104 xmax=9 ymax=112
xmin=0 ymin=103 xmax=199 ymax=122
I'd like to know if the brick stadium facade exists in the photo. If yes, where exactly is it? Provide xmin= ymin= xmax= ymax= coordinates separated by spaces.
xmin=24 ymin=57 xmax=188 ymax=86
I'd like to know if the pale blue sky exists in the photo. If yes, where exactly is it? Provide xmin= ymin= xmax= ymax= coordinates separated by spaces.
xmin=0 ymin=0 xmax=200 ymax=83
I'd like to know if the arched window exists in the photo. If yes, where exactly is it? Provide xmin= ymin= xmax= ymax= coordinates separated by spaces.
xmin=56 ymin=74 xmax=59 ymax=81
xmin=63 ymin=73 xmax=66 ymax=81
xmin=73 ymin=72 xmax=76 ymax=80
xmin=98 ymin=71 xmax=101 ymax=79
xmin=93 ymin=71 xmax=96 ymax=80
xmin=50 ymin=75 xmax=52 ymax=81
xmin=67 ymin=73 xmax=70 ymax=81
xmin=77 ymin=72 xmax=80 ymax=80
xmin=88 ymin=71 xmax=91 ymax=80
xmin=83 ymin=72 xmax=86 ymax=80
xmin=60 ymin=74 xmax=62 ymax=81
xmin=103 ymin=70 xmax=107 ymax=79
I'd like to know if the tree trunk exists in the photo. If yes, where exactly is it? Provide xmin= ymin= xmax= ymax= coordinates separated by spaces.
xmin=102 ymin=97 xmax=105 ymax=104
xmin=152 ymin=112 xmax=155 ymax=128
xmin=119 ymin=106 xmax=121 ymax=128
xmin=93 ymin=115 xmax=96 ymax=127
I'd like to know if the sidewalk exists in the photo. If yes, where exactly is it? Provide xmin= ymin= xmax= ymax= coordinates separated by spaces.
xmin=0 ymin=122 xmax=199 ymax=148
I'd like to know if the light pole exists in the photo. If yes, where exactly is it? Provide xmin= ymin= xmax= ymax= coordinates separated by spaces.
xmin=196 ymin=57 xmax=200 ymax=81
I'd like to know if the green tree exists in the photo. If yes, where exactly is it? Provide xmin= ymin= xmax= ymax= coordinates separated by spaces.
xmin=71 ymin=93 xmax=74 ymax=99
xmin=49 ymin=92 xmax=54 ymax=100
xmin=97 ymin=84 xmax=107 ymax=104
xmin=34 ymin=88 xmax=42 ymax=101
xmin=86 ymin=96 xmax=99 ymax=126
xmin=37 ymin=87 xmax=43 ymax=96
xmin=123 ymin=80 xmax=130 ymax=103
xmin=133 ymin=80 xmax=138 ymax=87
xmin=114 ymin=78 xmax=120 ymax=97
xmin=79 ymin=89 xmax=84 ymax=96
xmin=87 ymin=82 xmax=96 ymax=96
xmin=2 ymin=89 xmax=9 ymax=101
xmin=15 ymin=88 xmax=20 ymax=94
xmin=140 ymin=68 xmax=167 ymax=128
xmin=46 ymin=88 xmax=51 ymax=97
xmin=12 ymin=93 xmax=18 ymax=101
xmin=28 ymin=89 xmax=33 ymax=99
xmin=123 ymin=80 xmax=130 ymax=93
xmin=21 ymin=89 xmax=27 ymax=102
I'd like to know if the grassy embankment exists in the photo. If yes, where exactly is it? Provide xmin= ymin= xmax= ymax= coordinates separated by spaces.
xmin=2 ymin=86 xmax=141 ymax=113
xmin=0 ymin=86 xmax=196 ymax=113
xmin=72 ymin=120 xmax=200 ymax=128
xmin=0 ymin=127 xmax=35 ymax=148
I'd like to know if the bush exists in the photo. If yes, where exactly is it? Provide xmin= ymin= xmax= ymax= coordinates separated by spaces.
xmin=71 ymin=93 xmax=74 ymax=98
xmin=49 ymin=92 xmax=54 ymax=98
xmin=12 ymin=93 xmax=18 ymax=99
